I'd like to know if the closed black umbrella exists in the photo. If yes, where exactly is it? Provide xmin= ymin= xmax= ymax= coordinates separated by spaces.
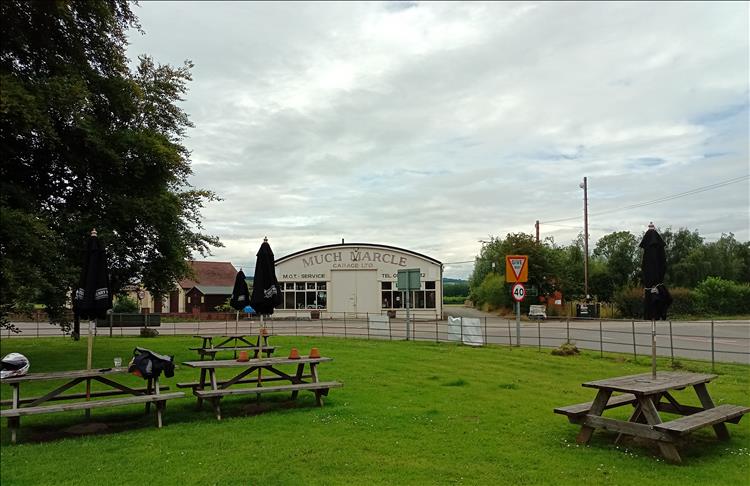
xmin=639 ymin=222 xmax=671 ymax=320
xmin=229 ymin=269 xmax=250 ymax=333
xmin=248 ymin=238 xmax=280 ymax=385
xmin=73 ymin=229 xmax=112 ymax=410
xmin=249 ymin=238 xmax=282 ymax=316
xmin=639 ymin=222 xmax=671 ymax=378
xmin=73 ymin=229 xmax=112 ymax=322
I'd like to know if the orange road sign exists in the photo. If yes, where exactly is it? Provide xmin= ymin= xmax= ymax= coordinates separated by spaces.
xmin=505 ymin=255 xmax=528 ymax=283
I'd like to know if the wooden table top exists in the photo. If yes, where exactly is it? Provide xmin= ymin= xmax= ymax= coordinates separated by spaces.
xmin=582 ymin=372 xmax=717 ymax=395
xmin=182 ymin=356 xmax=331 ymax=369
xmin=0 ymin=367 xmax=130 ymax=384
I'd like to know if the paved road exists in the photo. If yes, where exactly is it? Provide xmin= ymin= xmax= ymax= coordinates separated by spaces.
xmin=5 ymin=306 xmax=749 ymax=364
xmin=443 ymin=305 xmax=750 ymax=365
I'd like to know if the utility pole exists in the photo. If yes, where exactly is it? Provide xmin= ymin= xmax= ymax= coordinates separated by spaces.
xmin=580 ymin=177 xmax=590 ymax=300
xmin=535 ymin=220 xmax=540 ymax=243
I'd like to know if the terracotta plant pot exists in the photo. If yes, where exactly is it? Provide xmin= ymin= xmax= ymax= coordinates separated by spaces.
xmin=309 ymin=347 xmax=321 ymax=359
xmin=237 ymin=351 xmax=249 ymax=362
xmin=288 ymin=347 xmax=300 ymax=359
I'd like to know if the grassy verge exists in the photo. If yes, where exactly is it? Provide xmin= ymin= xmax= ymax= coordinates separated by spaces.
xmin=1 ymin=336 xmax=748 ymax=485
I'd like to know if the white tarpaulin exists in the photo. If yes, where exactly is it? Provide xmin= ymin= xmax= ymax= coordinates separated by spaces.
xmin=447 ymin=316 xmax=484 ymax=346
xmin=461 ymin=317 xmax=484 ymax=346
xmin=368 ymin=315 xmax=390 ymax=338
xmin=447 ymin=316 xmax=462 ymax=342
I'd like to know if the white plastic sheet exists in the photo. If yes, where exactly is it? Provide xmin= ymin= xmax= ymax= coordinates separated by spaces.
xmin=461 ymin=317 xmax=484 ymax=346
xmin=368 ymin=315 xmax=390 ymax=338
xmin=447 ymin=316 xmax=462 ymax=342
xmin=447 ymin=316 xmax=484 ymax=346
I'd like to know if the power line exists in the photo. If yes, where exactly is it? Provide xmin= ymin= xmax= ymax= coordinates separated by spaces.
xmin=540 ymin=174 xmax=749 ymax=224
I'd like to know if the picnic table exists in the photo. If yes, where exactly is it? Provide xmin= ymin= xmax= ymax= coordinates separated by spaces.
xmin=554 ymin=371 xmax=749 ymax=463
xmin=190 ymin=334 xmax=275 ymax=360
xmin=0 ymin=367 xmax=185 ymax=444
xmin=180 ymin=356 xmax=342 ymax=420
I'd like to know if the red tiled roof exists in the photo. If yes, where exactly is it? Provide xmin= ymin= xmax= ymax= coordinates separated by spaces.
xmin=178 ymin=261 xmax=237 ymax=289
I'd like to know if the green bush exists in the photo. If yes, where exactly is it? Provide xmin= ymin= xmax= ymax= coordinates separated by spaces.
xmin=139 ymin=327 xmax=159 ymax=337
xmin=472 ymin=273 xmax=510 ymax=309
xmin=694 ymin=277 xmax=750 ymax=315
xmin=613 ymin=287 xmax=642 ymax=319
xmin=113 ymin=295 xmax=139 ymax=313
xmin=668 ymin=288 xmax=695 ymax=316
xmin=443 ymin=296 xmax=467 ymax=304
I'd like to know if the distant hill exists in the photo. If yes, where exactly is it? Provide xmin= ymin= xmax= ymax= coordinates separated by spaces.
xmin=443 ymin=278 xmax=467 ymax=284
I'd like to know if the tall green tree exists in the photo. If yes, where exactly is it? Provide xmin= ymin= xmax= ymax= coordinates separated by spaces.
xmin=593 ymin=231 xmax=639 ymax=291
xmin=0 ymin=1 xmax=221 ymax=330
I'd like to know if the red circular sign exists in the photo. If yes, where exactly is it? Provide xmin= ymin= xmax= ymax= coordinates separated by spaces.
xmin=511 ymin=283 xmax=526 ymax=302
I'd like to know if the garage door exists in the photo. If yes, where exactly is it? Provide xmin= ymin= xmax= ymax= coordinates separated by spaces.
xmin=330 ymin=270 xmax=378 ymax=316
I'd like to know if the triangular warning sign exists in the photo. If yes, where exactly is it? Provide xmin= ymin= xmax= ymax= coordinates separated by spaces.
xmin=509 ymin=257 xmax=526 ymax=280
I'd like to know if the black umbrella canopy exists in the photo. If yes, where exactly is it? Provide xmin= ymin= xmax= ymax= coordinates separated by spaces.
xmin=230 ymin=269 xmax=250 ymax=311
xmin=639 ymin=223 xmax=671 ymax=320
xmin=73 ymin=229 xmax=112 ymax=321
xmin=249 ymin=238 xmax=282 ymax=315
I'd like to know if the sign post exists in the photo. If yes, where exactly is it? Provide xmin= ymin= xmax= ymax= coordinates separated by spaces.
xmin=397 ymin=268 xmax=421 ymax=340
xmin=506 ymin=256 xmax=529 ymax=347
xmin=511 ymin=282 xmax=526 ymax=346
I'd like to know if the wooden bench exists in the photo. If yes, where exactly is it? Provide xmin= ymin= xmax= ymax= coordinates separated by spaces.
xmin=194 ymin=381 xmax=342 ymax=400
xmin=177 ymin=374 xmax=312 ymax=390
xmin=554 ymin=393 xmax=637 ymax=420
xmin=0 ymin=385 xmax=170 ymax=406
xmin=0 ymin=392 xmax=185 ymax=418
xmin=1 ymin=391 xmax=185 ymax=443
xmin=654 ymin=404 xmax=750 ymax=435
xmin=189 ymin=346 xmax=276 ymax=359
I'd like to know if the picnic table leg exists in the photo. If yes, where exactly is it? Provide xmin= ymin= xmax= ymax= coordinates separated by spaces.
xmin=694 ymin=383 xmax=730 ymax=441
xmin=209 ymin=368 xmax=221 ymax=420
xmin=154 ymin=376 xmax=163 ymax=428
xmin=10 ymin=383 xmax=20 ymax=444
xmin=144 ymin=377 xmax=153 ymax=414
xmin=576 ymin=389 xmax=611 ymax=445
xmin=291 ymin=363 xmax=305 ymax=400
xmin=615 ymin=393 xmax=660 ymax=445
xmin=310 ymin=362 xmax=323 ymax=407
xmin=196 ymin=368 xmax=207 ymax=409
xmin=637 ymin=395 xmax=682 ymax=464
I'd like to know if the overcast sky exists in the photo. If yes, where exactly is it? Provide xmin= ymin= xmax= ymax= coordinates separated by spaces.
xmin=126 ymin=1 xmax=749 ymax=279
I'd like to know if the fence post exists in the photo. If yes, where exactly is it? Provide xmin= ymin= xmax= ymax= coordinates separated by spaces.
xmin=711 ymin=320 xmax=715 ymax=372
xmin=345 ymin=315 xmax=349 ymax=338
xmin=321 ymin=316 xmax=324 ymax=337
xmin=435 ymin=316 xmax=438 ymax=343
xmin=388 ymin=316 xmax=392 ymax=341
xmin=631 ymin=320 xmax=637 ymax=361
xmin=668 ymin=320 xmax=674 ymax=366
xmin=507 ymin=319 xmax=512 ymax=348
xmin=599 ymin=319 xmax=603 ymax=357
xmin=484 ymin=317 xmax=488 ymax=345
xmin=537 ymin=320 xmax=541 ymax=351
xmin=566 ymin=317 xmax=569 ymax=343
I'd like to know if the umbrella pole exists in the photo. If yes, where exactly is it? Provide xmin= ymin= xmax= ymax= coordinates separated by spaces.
xmin=236 ymin=310 xmax=239 ymax=334
xmin=651 ymin=319 xmax=656 ymax=379
xmin=86 ymin=319 xmax=94 ymax=418
xmin=257 ymin=315 xmax=264 ymax=399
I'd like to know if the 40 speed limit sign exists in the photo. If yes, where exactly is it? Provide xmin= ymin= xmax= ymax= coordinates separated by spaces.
xmin=511 ymin=282 xmax=526 ymax=302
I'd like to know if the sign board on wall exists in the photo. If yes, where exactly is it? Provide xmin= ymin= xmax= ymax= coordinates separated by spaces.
xmin=397 ymin=268 xmax=421 ymax=290
xmin=505 ymin=255 xmax=528 ymax=283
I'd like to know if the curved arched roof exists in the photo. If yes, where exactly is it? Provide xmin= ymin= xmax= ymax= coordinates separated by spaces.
xmin=276 ymin=243 xmax=442 ymax=266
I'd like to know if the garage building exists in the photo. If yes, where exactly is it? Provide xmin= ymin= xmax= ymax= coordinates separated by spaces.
xmin=275 ymin=243 xmax=443 ymax=318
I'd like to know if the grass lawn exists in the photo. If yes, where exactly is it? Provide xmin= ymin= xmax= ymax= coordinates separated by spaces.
xmin=1 ymin=336 xmax=748 ymax=485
